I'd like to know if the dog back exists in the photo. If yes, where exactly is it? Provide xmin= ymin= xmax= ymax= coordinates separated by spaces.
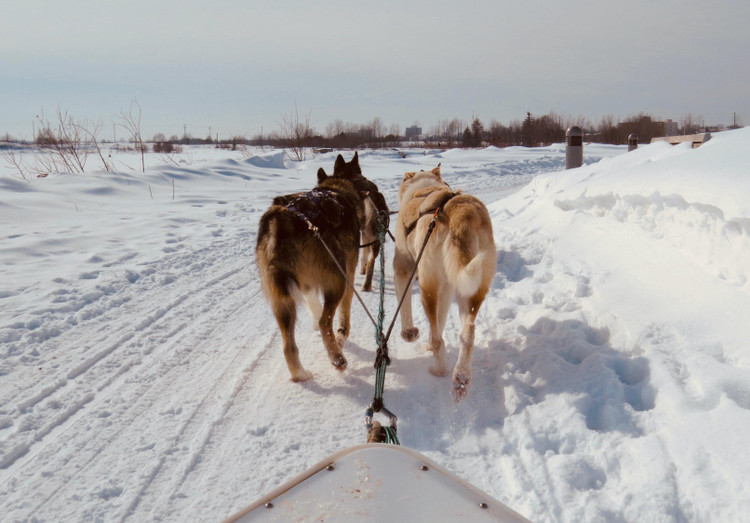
xmin=257 ymin=177 xmax=363 ymax=297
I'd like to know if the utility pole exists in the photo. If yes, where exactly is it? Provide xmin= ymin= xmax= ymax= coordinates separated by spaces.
xmin=183 ymin=124 xmax=187 ymax=144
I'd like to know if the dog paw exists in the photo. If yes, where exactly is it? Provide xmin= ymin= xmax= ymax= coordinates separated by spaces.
xmin=429 ymin=364 xmax=449 ymax=377
xmin=401 ymin=327 xmax=420 ymax=342
xmin=291 ymin=369 xmax=313 ymax=382
xmin=332 ymin=355 xmax=348 ymax=371
xmin=452 ymin=374 xmax=470 ymax=402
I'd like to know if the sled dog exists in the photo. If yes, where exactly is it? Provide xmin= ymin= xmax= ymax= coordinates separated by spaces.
xmin=256 ymin=153 xmax=383 ymax=381
xmin=393 ymin=164 xmax=497 ymax=400
xmin=359 ymin=188 xmax=389 ymax=292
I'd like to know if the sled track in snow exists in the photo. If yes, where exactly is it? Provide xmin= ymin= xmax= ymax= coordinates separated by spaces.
xmin=0 ymin=222 xmax=268 ymax=521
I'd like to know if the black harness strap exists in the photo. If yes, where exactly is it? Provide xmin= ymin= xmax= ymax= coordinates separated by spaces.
xmin=403 ymin=192 xmax=457 ymax=237
xmin=282 ymin=188 xmax=343 ymax=225
xmin=359 ymin=238 xmax=380 ymax=249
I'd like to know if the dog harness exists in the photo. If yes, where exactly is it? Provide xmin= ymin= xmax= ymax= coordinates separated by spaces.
xmin=403 ymin=192 xmax=457 ymax=237
xmin=281 ymin=188 xmax=344 ymax=226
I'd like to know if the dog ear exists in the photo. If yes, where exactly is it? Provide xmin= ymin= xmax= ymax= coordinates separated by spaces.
xmin=334 ymin=154 xmax=345 ymax=175
xmin=403 ymin=171 xmax=416 ymax=181
xmin=273 ymin=194 xmax=290 ymax=206
xmin=432 ymin=163 xmax=442 ymax=178
xmin=317 ymin=168 xmax=328 ymax=184
xmin=349 ymin=152 xmax=362 ymax=177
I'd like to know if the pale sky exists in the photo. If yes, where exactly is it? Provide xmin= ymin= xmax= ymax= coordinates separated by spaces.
xmin=2 ymin=0 xmax=749 ymax=141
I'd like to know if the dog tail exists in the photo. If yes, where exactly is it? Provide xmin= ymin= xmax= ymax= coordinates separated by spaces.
xmin=452 ymin=249 xmax=493 ymax=296
xmin=257 ymin=212 xmax=298 ymax=299
xmin=444 ymin=202 xmax=496 ymax=297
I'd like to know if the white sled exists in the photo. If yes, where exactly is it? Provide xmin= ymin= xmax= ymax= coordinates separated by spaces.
xmin=224 ymin=444 xmax=529 ymax=522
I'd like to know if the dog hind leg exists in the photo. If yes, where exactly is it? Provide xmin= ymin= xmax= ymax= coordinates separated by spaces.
xmin=452 ymin=290 xmax=488 ymax=400
xmin=420 ymin=276 xmax=452 ymax=378
xmin=394 ymin=249 xmax=419 ymax=342
xmin=359 ymin=245 xmax=369 ymax=275
xmin=361 ymin=241 xmax=378 ymax=292
xmin=319 ymin=289 xmax=348 ymax=370
xmin=272 ymin=292 xmax=313 ymax=382
xmin=335 ymin=258 xmax=357 ymax=345
xmin=301 ymin=287 xmax=322 ymax=330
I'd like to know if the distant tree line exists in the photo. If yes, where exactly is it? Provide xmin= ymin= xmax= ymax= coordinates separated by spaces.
xmin=3 ymin=107 xmax=741 ymax=158
xmin=243 ymin=110 xmax=729 ymax=151
xmin=139 ymin=111 xmax=725 ymax=154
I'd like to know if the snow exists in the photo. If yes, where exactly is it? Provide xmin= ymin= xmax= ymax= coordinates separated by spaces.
xmin=2 ymin=130 xmax=750 ymax=521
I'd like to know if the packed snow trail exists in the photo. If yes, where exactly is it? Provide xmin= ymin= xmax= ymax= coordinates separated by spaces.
xmin=2 ymin=138 xmax=750 ymax=521
xmin=1 ymin=148 xmax=550 ymax=520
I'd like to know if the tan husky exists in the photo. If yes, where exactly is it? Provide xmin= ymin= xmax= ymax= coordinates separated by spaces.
xmin=393 ymin=164 xmax=497 ymax=400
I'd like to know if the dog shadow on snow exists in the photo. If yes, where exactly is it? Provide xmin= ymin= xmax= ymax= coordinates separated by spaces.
xmin=406 ymin=256 xmax=656 ymax=452
xmin=372 ymin=318 xmax=658 ymax=455
xmin=296 ymin=251 xmax=656 ymax=453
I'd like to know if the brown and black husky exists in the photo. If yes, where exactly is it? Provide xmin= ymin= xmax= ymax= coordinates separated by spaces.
xmin=256 ymin=152 xmax=383 ymax=381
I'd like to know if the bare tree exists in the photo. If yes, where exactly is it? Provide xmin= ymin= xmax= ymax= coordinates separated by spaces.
xmin=445 ymin=119 xmax=463 ymax=146
xmin=1 ymin=148 xmax=28 ymax=180
xmin=77 ymin=119 xmax=112 ymax=172
xmin=598 ymin=114 xmax=618 ymax=144
xmin=2 ymin=109 xmax=113 ymax=177
xmin=371 ymin=117 xmax=385 ymax=140
xmin=38 ymin=109 xmax=89 ymax=173
xmin=326 ymin=118 xmax=345 ymax=140
xmin=116 ymin=99 xmax=146 ymax=172
xmin=278 ymin=103 xmax=313 ymax=161
xmin=681 ymin=113 xmax=703 ymax=134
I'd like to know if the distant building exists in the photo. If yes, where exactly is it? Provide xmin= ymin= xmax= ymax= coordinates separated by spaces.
xmin=405 ymin=125 xmax=422 ymax=140
xmin=617 ymin=116 xmax=679 ymax=144
xmin=664 ymin=119 xmax=679 ymax=136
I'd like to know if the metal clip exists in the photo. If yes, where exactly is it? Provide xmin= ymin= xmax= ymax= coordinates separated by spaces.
xmin=365 ymin=405 xmax=398 ymax=443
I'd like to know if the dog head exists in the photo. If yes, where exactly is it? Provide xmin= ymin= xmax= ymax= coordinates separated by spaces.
xmin=403 ymin=163 xmax=441 ymax=182
xmin=317 ymin=152 xmax=362 ymax=184
xmin=334 ymin=152 xmax=362 ymax=180
xmin=317 ymin=151 xmax=376 ymax=198
xmin=399 ymin=164 xmax=448 ymax=205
